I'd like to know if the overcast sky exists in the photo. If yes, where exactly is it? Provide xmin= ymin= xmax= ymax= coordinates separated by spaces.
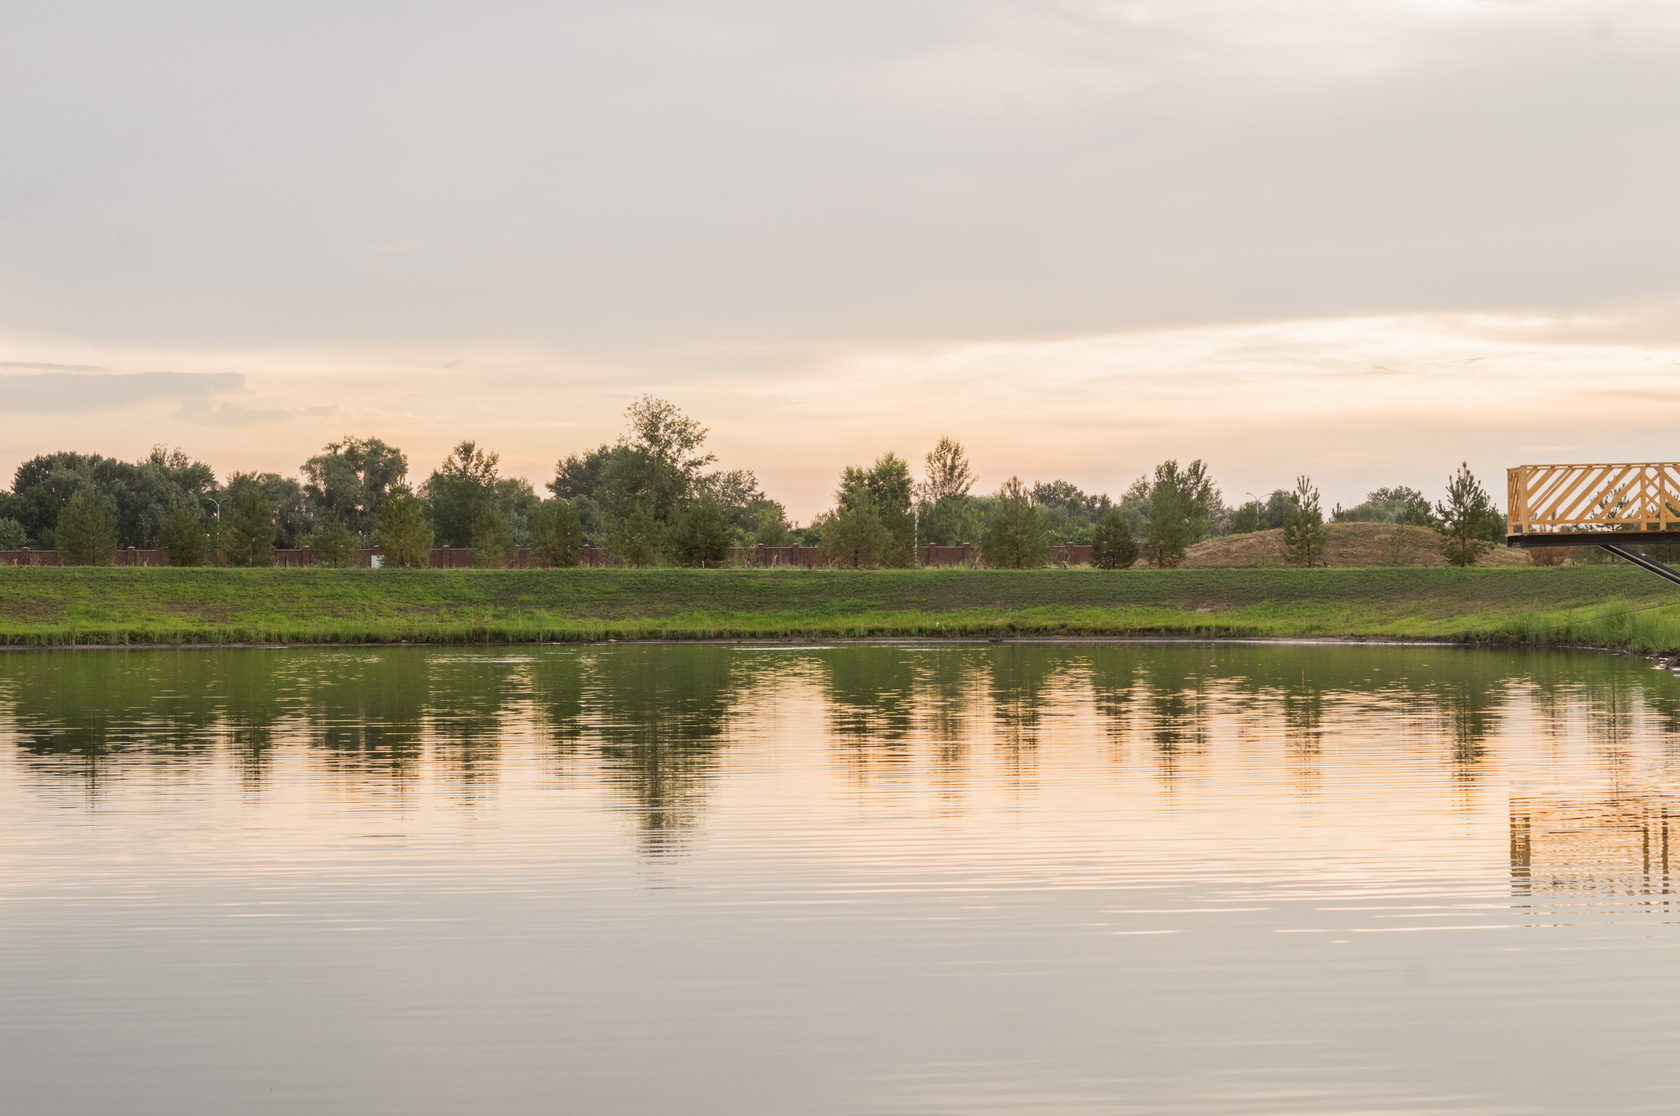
xmin=4 ymin=0 xmax=1678 ymax=518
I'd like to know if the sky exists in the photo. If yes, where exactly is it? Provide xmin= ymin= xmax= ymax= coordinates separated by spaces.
xmin=4 ymin=0 xmax=1679 ymax=521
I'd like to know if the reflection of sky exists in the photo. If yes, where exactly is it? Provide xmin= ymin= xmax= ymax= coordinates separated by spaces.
xmin=3 ymin=643 xmax=1680 ymax=1113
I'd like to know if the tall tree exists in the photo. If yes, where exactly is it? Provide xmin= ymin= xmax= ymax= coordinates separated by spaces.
xmin=838 ymin=453 xmax=914 ymax=566
xmin=981 ymin=477 xmax=1050 ymax=569
xmin=1282 ymin=475 xmax=1329 ymax=567
xmin=424 ymin=441 xmax=502 ymax=547
xmin=921 ymin=437 xmax=976 ymax=503
xmin=300 ymin=436 xmax=408 ymax=540
xmin=1436 ymin=463 xmax=1500 ymax=567
xmin=219 ymin=472 xmax=312 ymax=548
xmin=56 ymin=489 xmax=117 ymax=565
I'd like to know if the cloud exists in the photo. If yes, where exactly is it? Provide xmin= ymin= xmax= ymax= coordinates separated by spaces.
xmin=0 ymin=361 xmax=106 ymax=372
xmin=0 ymin=370 xmax=244 ymax=413
xmin=176 ymin=399 xmax=341 ymax=426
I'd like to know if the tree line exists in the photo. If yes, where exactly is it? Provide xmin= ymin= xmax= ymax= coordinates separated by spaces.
xmin=0 ymin=396 xmax=1508 ymax=569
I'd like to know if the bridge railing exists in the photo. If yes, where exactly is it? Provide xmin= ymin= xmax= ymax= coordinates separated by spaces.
xmin=1508 ymin=462 xmax=1680 ymax=537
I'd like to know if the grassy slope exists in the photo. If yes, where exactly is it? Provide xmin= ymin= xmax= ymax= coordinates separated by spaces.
xmin=3 ymin=566 xmax=1679 ymax=651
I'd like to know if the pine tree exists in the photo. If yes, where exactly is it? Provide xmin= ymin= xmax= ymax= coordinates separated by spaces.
xmin=472 ymin=505 xmax=518 ymax=568
xmin=1091 ymin=507 xmax=1138 ymax=569
xmin=609 ymin=504 xmax=661 ymax=567
xmin=308 ymin=518 xmax=359 ymax=568
xmin=1436 ymin=462 xmax=1500 ymax=567
xmin=221 ymin=486 xmax=275 ymax=567
xmin=529 ymin=500 xmax=584 ymax=567
xmin=56 ymin=489 xmax=118 ymax=566
xmin=671 ymin=496 xmax=735 ymax=567
xmin=821 ymin=499 xmax=891 ymax=568
xmin=1282 ymin=475 xmax=1329 ymax=567
xmin=159 ymin=504 xmax=209 ymax=566
xmin=376 ymin=490 xmax=434 ymax=568
xmin=980 ymin=477 xmax=1050 ymax=569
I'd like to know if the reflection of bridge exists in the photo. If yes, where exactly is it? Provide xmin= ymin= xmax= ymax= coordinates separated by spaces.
xmin=1507 ymin=463 xmax=1680 ymax=585
xmin=1511 ymin=796 xmax=1679 ymax=909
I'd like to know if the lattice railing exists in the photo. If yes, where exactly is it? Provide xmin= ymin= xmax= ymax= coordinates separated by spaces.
xmin=1507 ymin=462 xmax=1680 ymax=536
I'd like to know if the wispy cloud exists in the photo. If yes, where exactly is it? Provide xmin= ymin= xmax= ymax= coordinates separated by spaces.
xmin=0 ymin=370 xmax=244 ymax=413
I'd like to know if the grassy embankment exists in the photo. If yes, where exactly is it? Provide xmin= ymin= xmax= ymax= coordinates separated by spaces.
xmin=3 ymin=566 xmax=1680 ymax=652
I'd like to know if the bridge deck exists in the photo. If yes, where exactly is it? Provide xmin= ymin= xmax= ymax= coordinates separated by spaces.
xmin=1506 ymin=462 xmax=1680 ymax=546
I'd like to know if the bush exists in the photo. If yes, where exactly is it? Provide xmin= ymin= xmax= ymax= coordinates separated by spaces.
xmin=57 ymin=489 xmax=118 ymax=566
xmin=0 ymin=516 xmax=28 ymax=551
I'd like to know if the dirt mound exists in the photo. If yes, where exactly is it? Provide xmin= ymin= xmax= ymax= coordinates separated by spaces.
xmin=1159 ymin=522 xmax=1527 ymax=569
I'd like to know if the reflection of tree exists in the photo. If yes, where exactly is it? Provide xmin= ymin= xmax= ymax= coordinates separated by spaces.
xmin=985 ymin=646 xmax=1061 ymax=758
xmin=421 ymin=655 xmax=525 ymax=792
xmin=288 ymin=652 xmax=428 ymax=783
xmin=5 ymin=651 xmax=221 ymax=793
xmin=820 ymin=648 xmax=917 ymax=750
xmin=1085 ymin=653 xmax=1140 ymax=753
xmin=572 ymin=647 xmax=744 ymax=856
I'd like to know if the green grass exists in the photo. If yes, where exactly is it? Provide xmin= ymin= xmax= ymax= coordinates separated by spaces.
xmin=4 ymin=565 xmax=1679 ymax=652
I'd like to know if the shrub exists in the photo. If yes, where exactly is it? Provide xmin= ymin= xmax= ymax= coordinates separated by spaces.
xmin=377 ymin=491 xmax=434 ymax=568
xmin=308 ymin=519 xmax=359 ymax=568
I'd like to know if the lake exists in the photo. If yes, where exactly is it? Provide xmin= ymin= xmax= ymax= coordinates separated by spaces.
xmin=3 ymin=642 xmax=1679 ymax=1114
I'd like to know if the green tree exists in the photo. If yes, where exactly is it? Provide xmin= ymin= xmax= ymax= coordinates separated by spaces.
xmin=1436 ymin=463 xmax=1501 ymax=567
xmin=56 ymin=489 xmax=118 ymax=565
xmin=307 ymin=519 xmax=359 ymax=568
xmin=300 ymin=436 xmax=408 ymax=540
xmin=472 ymin=505 xmax=518 ymax=568
xmin=376 ymin=489 xmax=434 ymax=568
xmin=671 ymin=496 xmax=735 ymax=567
xmin=424 ymin=441 xmax=501 ymax=547
xmin=218 ymin=472 xmax=312 ymax=548
xmin=838 ymin=454 xmax=914 ymax=566
xmin=1282 ymin=475 xmax=1329 ymax=567
xmin=609 ymin=504 xmax=661 ymax=567
xmin=1142 ymin=473 xmax=1190 ymax=568
xmin=0 ymin=517 xmax=26 ymax=550
xmin=529 ymin=500 xmax=584 ymax=567
xmin=917 ymin=436 xmax=980 ymax=546
xmin=158 ymin=505 xmax=209 ymax=566
xmin=1091 ymin=507 xmax=1139 ymax=569
xmin=752 ymin=503 xmax=794 ymax=546
xmin=1229 ymin=502 xmax=1263 ymax=534
xmin=221 ymin=486 xmax=275 ymax=567
xmin=981 ymin=477 xmax=1051 ymax=569
xmin=822 ymin=498 xmax=891 ymax=568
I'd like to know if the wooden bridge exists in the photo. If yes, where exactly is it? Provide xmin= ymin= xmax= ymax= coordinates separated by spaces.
xmin=1507 ymin=462 xmax=1680 ymax=585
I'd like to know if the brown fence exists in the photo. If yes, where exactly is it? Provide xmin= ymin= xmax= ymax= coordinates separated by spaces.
xmin=1 ymin=542 xmax=1099 ymax=569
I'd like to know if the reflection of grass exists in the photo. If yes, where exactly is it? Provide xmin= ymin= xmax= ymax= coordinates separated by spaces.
xmin=0 ymin=566 xmax=1677 ymax=650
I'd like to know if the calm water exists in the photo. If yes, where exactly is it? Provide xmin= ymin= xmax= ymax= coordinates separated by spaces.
xmin=4 ymin=642 xmax=1680 ymax=1115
